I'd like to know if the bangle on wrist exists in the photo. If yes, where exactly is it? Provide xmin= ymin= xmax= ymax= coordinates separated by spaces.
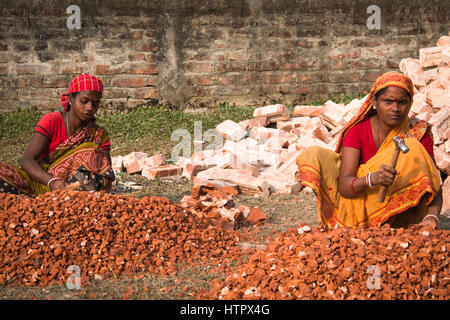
xmin=423 ymin=214 xmax=439 ymax=227
xmin=350 ymin=177 xmax=359 ymax=194
xmin=47 ymin=177 xmax=60 ymax=189
xmin=366 ymin=172 xmax=373 ymax=188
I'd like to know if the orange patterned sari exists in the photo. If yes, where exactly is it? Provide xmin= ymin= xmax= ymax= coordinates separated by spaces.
xmin=0 ymin=122 xmax=114 ymax=196
xmin=296 ymin=72 xmax=442 ymax=229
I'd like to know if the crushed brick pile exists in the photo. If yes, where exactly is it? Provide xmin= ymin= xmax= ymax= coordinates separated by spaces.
xmin=0 ymin=191 xmax=242 ymax=287
xmin=198 ymin=224 xmax=449 ymax=300
xmin=180 ymin=184 xmax=267 ymax=229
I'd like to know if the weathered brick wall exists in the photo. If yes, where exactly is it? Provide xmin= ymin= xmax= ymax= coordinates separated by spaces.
xmin=0 ymin=0 xmax=449 ymax=112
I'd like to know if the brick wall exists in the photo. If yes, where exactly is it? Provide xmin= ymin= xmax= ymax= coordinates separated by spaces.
xmin=0 ymin=0 xmax=449 ymax=112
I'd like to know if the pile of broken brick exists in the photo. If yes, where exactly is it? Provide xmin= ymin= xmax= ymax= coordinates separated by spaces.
xmin=112 ymin=33 xmax=450 ymax=222
xmin=198 ymin=224 xmax=449 ymax=300
xmin=0 ymin=191 xmax=243 ymax=287
xmin=179 ymin=183 xmax=268 ymax=229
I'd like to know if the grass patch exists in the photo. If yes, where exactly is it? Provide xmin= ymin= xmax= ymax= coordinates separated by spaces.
xmin=0 ymin=108 xmax=43 ymax=166
xmin=0 ymin=108 xmax=43 ymax=139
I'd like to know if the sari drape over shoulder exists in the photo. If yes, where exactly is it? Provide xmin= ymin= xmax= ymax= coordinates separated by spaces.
xmin=296 ymin=72 xmax=442 ymax=229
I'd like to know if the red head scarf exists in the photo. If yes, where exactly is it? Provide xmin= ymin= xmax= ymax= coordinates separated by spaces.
xmin=336 ymin=71 xmax=414 ymax=153
xmin=61 ymin=74 xmax=104 ymax=112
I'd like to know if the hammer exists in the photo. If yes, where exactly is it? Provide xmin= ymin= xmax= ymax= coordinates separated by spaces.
xmin=65 ymin=165 xmax=104 ymax=191
xmin=376 ymin=135 xmax=409 ymax=203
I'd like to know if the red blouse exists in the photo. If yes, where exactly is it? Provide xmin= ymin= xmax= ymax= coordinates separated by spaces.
xmin=342 ymin=118 xmax=434 ymax=164
xmin=34 ymin=112 xmax=110 ymax=159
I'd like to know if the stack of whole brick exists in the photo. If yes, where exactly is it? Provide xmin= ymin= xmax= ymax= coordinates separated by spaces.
xmin=169 ymin=100 xmax=372 ymax=198
xmin=198 ymin=224 xmax=449 ymax=300
xmin=0 ymin=191 xmax=242 ymax=287
xmin=112 ymin=152 xmax=183 ymax=180
xmin=110 ymin=102 xmax=368 ymax=196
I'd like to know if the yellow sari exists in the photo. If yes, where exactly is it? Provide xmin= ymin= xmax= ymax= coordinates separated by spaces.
xmin=296 ymin=72 xmax=441 ymax=229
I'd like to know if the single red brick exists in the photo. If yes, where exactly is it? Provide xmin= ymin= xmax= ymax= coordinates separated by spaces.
xmin=113 ymin=78 xmax=147 ymax=88
xmin=130 ymin=64 xmax=158 ymax=75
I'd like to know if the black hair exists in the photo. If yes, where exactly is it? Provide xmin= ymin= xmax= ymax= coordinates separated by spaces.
xmin=71 ymin=92 xmax=79 ymax=99
xmin=374 ymin=87 xmax=388 ymax=100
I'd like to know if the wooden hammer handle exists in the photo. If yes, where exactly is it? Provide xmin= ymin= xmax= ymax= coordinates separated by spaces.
xmin=66 ymin=181 xmax=81 ymax=190
xmin=376 ymin=148 xmax=400 ymax=203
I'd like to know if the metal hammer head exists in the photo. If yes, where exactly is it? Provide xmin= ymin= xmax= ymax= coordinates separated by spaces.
xmin=393 ymin=135 xmax=409 ymax=153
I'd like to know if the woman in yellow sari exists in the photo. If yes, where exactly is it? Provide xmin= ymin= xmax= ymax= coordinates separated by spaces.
xmin=0 ymin=74 xmax=115 ymax=196
xmin=296 ymin=72 xmax=443 ymax=229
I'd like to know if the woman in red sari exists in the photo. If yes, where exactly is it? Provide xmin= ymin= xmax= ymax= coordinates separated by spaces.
xmin=0 ymin=74 xmax=115 ymax=195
